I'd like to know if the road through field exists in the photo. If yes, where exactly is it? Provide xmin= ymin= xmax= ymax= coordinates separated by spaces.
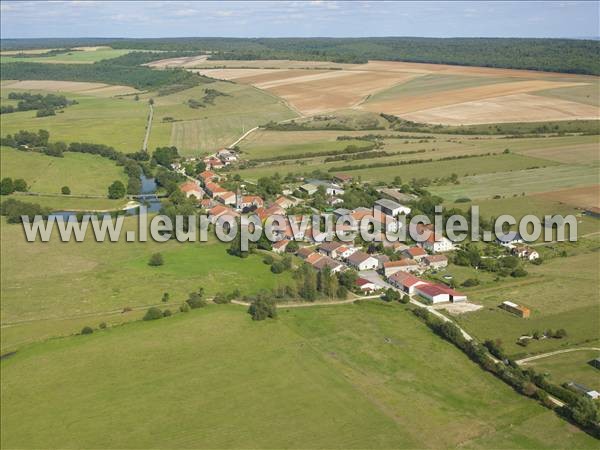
xmin=516 ymin=347 xmax=600 ymax=365
xmin=142 ymin=103 xmax=153 ymax=151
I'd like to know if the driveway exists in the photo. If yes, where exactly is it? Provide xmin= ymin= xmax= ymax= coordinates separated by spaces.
xmin=358 ymin=270 xmax=393 ymax=289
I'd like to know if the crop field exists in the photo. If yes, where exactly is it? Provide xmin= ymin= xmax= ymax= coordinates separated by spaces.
xmin=182 ymin=59 xmax=600 ymax=123
xmin=2 ymin=302 xmax=597 ymax=449
xmin=1 ymin=79 xmax=140 ymax=96
xmin=534 ymin=185 xmax=600 ymax=209
xmin=454 ymin=249 xmax=600 ymax=358
xmin=0 ymin=48 xmax=132 ymax=64
xmin=0 ymin=216 xmax=294 ymax=352
xmin=146 ymin=82 xmax=297 ymax=155
xmin=0 ymin=146 xmax=127 ymax=196
xmin=0 ymin=89 xmax=148 ymax=150
xmin=525 ymin=349 xmax=600 ymax=391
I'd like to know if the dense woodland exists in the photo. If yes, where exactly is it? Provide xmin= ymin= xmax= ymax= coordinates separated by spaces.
xmin=0 ymin=51 xmax=212 ymax=91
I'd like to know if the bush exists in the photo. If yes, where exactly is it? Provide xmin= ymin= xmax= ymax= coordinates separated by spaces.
xmin=0 ymin=177 xmax=14 ymax=195
xmin=511 ymin=268 xmax=528 ymax=278
xmin=554 ymin=328 xmax=567 ymax=338
xmin=99 ymin=322 xmax=107 ymax=329
xmin=148 ymin=253 xmax=164 ymax=266
xmin=454 ymin=197 xmax=471 ymax=203
xmin=13 ymin=179 xmax=27 ymax=192
xmin=81 ymin=326 xmax=94 ymax=335
xmin=461 ymin=278 xmax=480 ymax=287
xmin=180 ymin=302 xmax=190 ymax=313
xmin=186 ymin=292 xmax=206 ymax=309
xmin=61 ymin=186 xmax=71 ymax=195
xmin=213 ymin=292 xmax=231 ymax=304
xmin=162 ymin=309 xmax=172 ymax=317
xmin=400 ymin=294 xmax=410 ymax=304
xmin=107 ymin=180 xmax=126 ymax=199
xmin=161 ymin=292 xmax=169 ymax=302
xmin=382 ymin=288 xmax=400 ymax=302
xmin=143 ymin=307 xmax=163 ymax=321
xmin=270 ymin=261 xmax=284 ymax=274
xmin=263 ymin=255 xmax=274 ymax=265
xmin=248 ymin=295 xmax=277 ymax=321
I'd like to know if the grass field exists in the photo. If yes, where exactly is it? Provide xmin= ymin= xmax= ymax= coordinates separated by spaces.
xmin=146 ymin=82 xmax=297 ymax=155
xmin=536 ymin=83 xmax=600 ymax=107
xmin=0 ymin=48 xmax=132 ymax=64
xmin=431 ymin=163 xmax=600 ymax=202
xmin=453 ymin=249 xmax=600 ymax=358
xmin=2 ymin=302 xmax=597 ymax=449
xmin=0 ymin=216 xmax=294 ymax=351
xmin=0 ymin=146 xmax=127 ymax=196
xmin=526 ymin=349 xmax=600 ymax=391
xmin=0 ymin=90 xmax=148 ymax=150
xmin=234 ymin=152 xmax=558 ymax=183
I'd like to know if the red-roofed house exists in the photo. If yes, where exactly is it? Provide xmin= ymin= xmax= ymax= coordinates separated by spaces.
xmin=238 ymin=195 xmax=264 ymax=210
xmin=312 ymin=255 xmax=344 ymax=273
xmin=355 ymin=277 xmax=379 ymax=294
xmin=306 ymin=253 xmax=323 ymax=265
xmin=402 ymin=246 xmax=427 ymax=261
xmin=208 ymin=204 xmax=238 ymax=223
xmin=272 ymin=239 xmax=290 ymax=254
xmin=204 ymin=182 xmax=226 ymax=198
xmin=388 ymin=272 xmax=429 ymax=294
xmin=297 ymin=247 xmax=315 ymax=259
xmin=214 ymin=190 xmax=236 ymax=205
xmin=179 ymin=181 xmax=204 ymax=200
xmin=199 ymin=170 xmax=218 ymax=183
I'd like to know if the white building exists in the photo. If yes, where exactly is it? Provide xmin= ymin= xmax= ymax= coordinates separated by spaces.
xmin=347 ymin=251 xmax=379 ymax=271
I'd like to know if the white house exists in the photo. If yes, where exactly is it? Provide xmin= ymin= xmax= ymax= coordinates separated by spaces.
xmin=511 ymin=245 xmax=540 ymax=261
xmin=355 ymin=277 xmax=379 ymax=294
xmin=383 ymin=259 xmax=420 ymax=277
xmin=347 ymin=251 xmax=379 ymax=271
xmin=179 ymin=181 xmax=204 ymax=200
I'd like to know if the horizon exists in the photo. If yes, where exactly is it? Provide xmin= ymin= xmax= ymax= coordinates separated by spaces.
xmin=1 ymin=1 xmax=599 ymax=40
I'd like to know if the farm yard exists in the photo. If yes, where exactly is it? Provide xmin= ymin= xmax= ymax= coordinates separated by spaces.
xmin=525 ymin=349 xmax=600 ymax=392
xmin=2 ymin=303 xmax=597 ymax=449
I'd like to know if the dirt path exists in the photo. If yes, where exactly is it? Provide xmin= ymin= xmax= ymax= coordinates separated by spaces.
xmin=515 ymin=347 xmax=600 ymax=365
xmin=142 ymin=103 xmax=154 ymax=151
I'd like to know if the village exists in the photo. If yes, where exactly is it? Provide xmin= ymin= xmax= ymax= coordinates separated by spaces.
xmin=173 ymin=147 xmax=540 ymax=315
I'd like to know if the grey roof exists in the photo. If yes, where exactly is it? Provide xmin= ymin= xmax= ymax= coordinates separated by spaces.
xmin=375 ymin=198 xmax=403 ymax=211
xmin=496 ymin=232 xmax=522 ymax=243
xmin=334 ymin=208 xmax=351 ymax=216
xmin=377 ymin=188 xmax=417 ymax=203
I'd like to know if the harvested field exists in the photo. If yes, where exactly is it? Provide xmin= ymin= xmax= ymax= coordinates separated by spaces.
xmin=513 ymin=142 xmax=600 ymax=164
xmin=146 ymin=54 xmax=208 ymax=69
xmin=401 ymin=93 xmax=600 ymax=125
xmin=533 ymin=185 xmax=600 ymax=209
xmin=1 ymin=80 xmax=139 ymax=96
xmin=251 ymin=70 xmax=417 ymax=115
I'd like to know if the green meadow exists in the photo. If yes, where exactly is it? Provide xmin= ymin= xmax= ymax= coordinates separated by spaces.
xmin=0 ymin=91 xmax=149 ymax=151
xmin=147 ymin=82 xmax=297 ymax=155
xmin=526 ymin=349 xmax=600 ymax=391
xmin=0 ymin=216 xmax=294 ymax=351
xmin=1 ymin=302 xmax=597 ymax=449
xmin=453 ymin=249 xmax=600 ymax=358
xmin=1 ymin=146 xmax=127 ymax=196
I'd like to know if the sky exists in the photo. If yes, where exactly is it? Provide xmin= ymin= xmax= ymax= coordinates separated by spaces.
xmin=1 ymin=1 xmax=599 ymax=39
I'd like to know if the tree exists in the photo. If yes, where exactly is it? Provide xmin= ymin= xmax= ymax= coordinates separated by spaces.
xmin=161 ymin=292 xmax=170 ymax=303
xmin=298 ymin=264 xmax=318 ymax=301
xmin=81 ymin=326 xmax=94 ymax=335
xmin=248 ymin=295 xmax=277 ymax=321
xmin=511 ymin=268 xmax=528 ymax=278
xmin=195 ymin=160 xmax=206 ymax=173
xmin=148 ymin=98 xmax=154 ymax=105
xmin=0 ymin=178 xmax=14 ymax=195
xmin=286 ymin=240 xmax=299 ymax=253
xmin=554 ymin=328 xmax=567 ymax=338
xmin=400 ymin=294 xmax=410 ymax=304
xmin=143 ymin=307 xmax=163 ymax=321
xmin=61 ymin=186 xmax=71 ymax=195
xmin=152 ymin=146 xmax=179 ymax=166
xmin=108 ymin=180 xmax=126 ymax=199
xmin=383 ymin=288 xmax=400 ymax=302
xmin=271 ymin=261 xmax=284 ymax=274
xmin=186 ymin=292 xmax=206 ymax=309
xmin=162 ymin=309 xmax=172 ymax=317
xmin=180 ymin=302 xmax=190 ymax=313
xmin=148 ymin=253 xmax=164 ymax=266
xmin=12 ymin=179 xmax=27 ymax=192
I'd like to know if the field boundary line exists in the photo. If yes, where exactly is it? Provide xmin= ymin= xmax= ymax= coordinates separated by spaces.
xmin=515 ymin=347 xmax=600 ymax=364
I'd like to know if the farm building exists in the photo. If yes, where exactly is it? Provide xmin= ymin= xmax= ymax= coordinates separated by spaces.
xmin=377 ymin=188 xmax=417 ymax=204
xmin=383 ymin=259 xmax=419 ymax=277
xmin=416 ymin=284 xmax=467 ymax=304
xmin=590 ymin=358 xmax=600 ymax=370
xmin=500 ymin=301 xmax=531 ymax=318
xmin=375 ymin=198 xmax=411 ymax=216
xmin=566 ymin=382 xmax=600 ymax=400
xmin=347 ymin=252 xmax=379 ymax=271
xmin=388 ymin=272 xmax=428 ymax=294
xmin=423 ymin=254 xmax=449 ymax=269
xmin=333 ymin=173 xmax=353 ymax=184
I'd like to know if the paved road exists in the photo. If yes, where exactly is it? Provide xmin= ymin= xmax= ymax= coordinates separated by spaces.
xmin=516 ymin=347 xmax=600 ymax=365
xmin=142 ymin=104 xmax=154 ymax=151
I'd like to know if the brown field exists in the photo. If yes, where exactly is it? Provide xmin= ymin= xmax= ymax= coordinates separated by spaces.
xmin=1 ymin=80 xmax=140 ymax=97
xmin=534 ymin=185 xmax=600 ymax=209
xmin=145 ymin=54 xmax=208 ymax=69
xmin=401 ymin=93 xmax=600 ymax=125
xmin=514 ymin=142 xmax=600 ymax=164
